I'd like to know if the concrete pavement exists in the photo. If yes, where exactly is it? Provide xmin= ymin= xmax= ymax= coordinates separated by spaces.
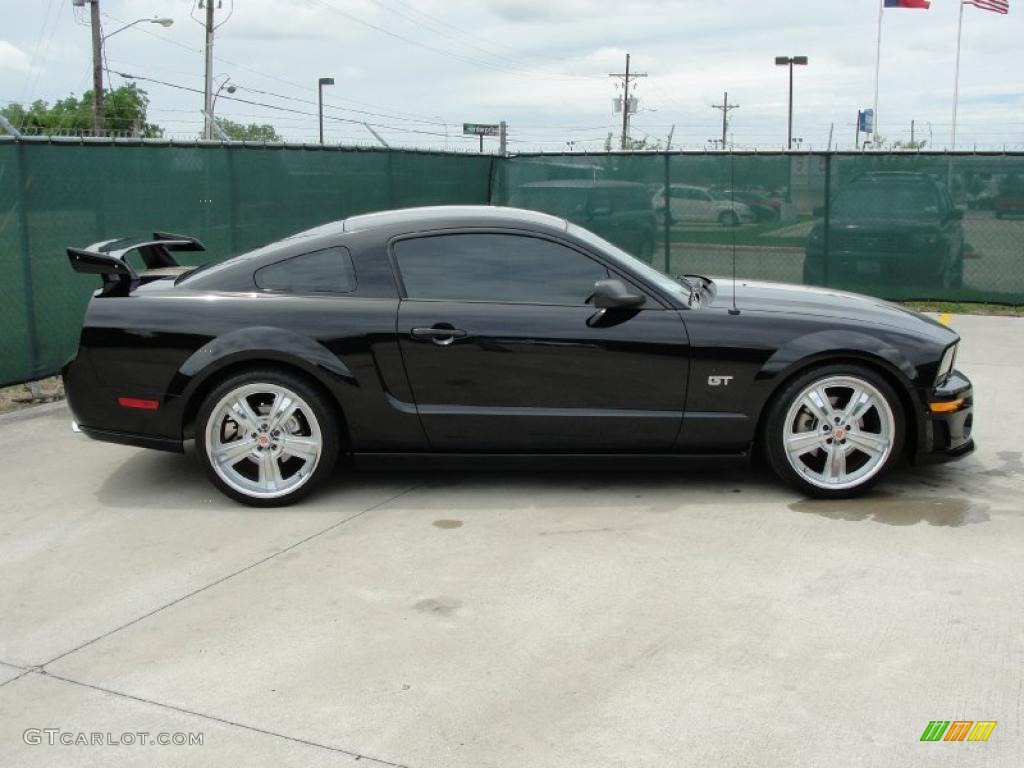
xmin=1 ymin=313 xmax=1021 ymax=767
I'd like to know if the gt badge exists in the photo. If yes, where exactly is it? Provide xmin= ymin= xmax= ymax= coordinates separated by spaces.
xmin=708 ymin=375 xmax=734 ymax=386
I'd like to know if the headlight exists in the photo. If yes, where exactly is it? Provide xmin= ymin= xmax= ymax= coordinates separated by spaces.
xmin=936 ymin=343 xmax=958 ymax=384
xmin=910 ymin=232 xmax=940 ymax=250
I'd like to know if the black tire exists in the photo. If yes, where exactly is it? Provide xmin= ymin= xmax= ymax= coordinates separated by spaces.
xmin=637 ymin=237 xmax=655 ymax=264
xmin=195 ymin=368 xmax=341 ymax=507
xmin=763 ymin=363 xmax=905 ymax=499
xmin=719 ymin=210 xmax=740 ymax=227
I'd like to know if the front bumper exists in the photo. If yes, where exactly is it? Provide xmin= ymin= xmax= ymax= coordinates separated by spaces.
xmin=915 ymin=369 xmax=975 ymax=465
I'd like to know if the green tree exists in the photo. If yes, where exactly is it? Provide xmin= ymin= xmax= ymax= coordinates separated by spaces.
xmin=0 ymin=82 xmax=162 ymax=137
xmin=602 ymin=131 xmax=662 ymax=151
xmin=214 ymin=118 xmax=281 ymax=142
xmin=893 ymin=138 xmax=928 ymax=150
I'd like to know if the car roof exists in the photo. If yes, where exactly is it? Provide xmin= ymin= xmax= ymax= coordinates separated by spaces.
xmin=517 ymin=180 xmax=648 ymax=190
xmin=851 ymin=172 xmax=937 ymax=183
xmin=341 ymin=205 xmax=568 ymax=234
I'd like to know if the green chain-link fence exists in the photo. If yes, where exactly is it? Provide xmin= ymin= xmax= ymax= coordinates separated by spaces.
xmin=0 ymin=139 xmax=493 ymax=386
xmin=495 ymin=151 xmax=1024 ymax=305
xmin=2 ymin=140 xmax=1022 ymax=386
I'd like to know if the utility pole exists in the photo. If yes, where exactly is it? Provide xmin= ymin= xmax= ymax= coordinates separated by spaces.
xmin=608 ymin=53 xmax=647 ymax=150
xmin=911 ymin=119 xmax=915 ymax=146
xmin=499 ymin=121 xmax=507 ymax=156
xmin=89 ymin=0 xmax=104 ymax=135
xmin=202 ymin=0 xmax=215 ymax=140
xmin=711 ymin=91 xmax=739 ymax=150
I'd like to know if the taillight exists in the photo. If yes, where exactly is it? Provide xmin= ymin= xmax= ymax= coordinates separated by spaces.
xmin=117 ymin=397 xmax=159 ymax=410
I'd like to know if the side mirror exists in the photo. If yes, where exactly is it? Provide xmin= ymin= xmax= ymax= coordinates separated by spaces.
xmin=949 ymin=208 xmax=964 ymax=220
xmin=592 ymin=278 xmax=646 ymax=309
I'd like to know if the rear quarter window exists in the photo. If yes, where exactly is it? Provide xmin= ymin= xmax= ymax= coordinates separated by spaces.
xmin=254 ymin=246 xmax=356 ymax=293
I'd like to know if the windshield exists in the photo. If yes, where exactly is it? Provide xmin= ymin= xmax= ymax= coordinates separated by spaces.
xmin=833 ymin=182 xmax=941 ymax=218
xmin=508 ymin=188 xmax=584 ymax=219
xmin=567 ymin=223 xmax=692 ymax=304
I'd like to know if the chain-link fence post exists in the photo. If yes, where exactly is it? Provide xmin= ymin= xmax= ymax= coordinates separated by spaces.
xmin=227 ymin=145 xmax=239 ymax=253
xmin=663 ymin=152 xmax=671 ymax=272
xmin=822 ymin=152 xmax=831 ymax=287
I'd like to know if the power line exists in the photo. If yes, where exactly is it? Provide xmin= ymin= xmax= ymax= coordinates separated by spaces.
xmin=112 ymin=71 xmax=470 ymax=141
xmin=99 ymin=9 xmax=452 ymax=126
xmin=383 ymin=0 xmax=592 ymax=71
xmin=310 ymin=0 xmax=598 ymax=82
xmin=361 ymin=0 xmax=600 ymax=81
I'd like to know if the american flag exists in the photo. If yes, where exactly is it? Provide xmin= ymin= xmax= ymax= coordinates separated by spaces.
xmin=964 ymin=0 xmax=1009 ymax=13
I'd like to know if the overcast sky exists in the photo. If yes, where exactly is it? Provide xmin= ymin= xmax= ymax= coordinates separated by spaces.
xmin=1 ymin=0 xmax=1021 ymax=151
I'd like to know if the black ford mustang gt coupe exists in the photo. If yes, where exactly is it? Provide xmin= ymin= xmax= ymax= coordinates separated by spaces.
xmin=64 ymin=206 xmax=974 ymax=506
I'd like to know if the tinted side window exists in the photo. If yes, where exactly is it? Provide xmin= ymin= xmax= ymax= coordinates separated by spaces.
xmin=394 ymin=234 xmax=608 ymax=305
xmin=255 ymin=246 xmax=356 ymax=293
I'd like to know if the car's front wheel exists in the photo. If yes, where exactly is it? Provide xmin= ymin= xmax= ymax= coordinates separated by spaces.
xmin=196 ymin=369 xmax=340 ymax=506
xmin=764 ymin=365 xmax=903 ymax=498
xmin=719 ymin=210 xmax=740 ymax=227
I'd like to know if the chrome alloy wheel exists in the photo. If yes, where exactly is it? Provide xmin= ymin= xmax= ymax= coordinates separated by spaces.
xmin=204 ymin=383 xmax=323 ymax=500
xmin=782 ymin=375 xmax=895 ymax=491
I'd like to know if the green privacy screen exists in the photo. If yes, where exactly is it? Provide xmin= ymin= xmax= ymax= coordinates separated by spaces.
xmin=0 ymin=140 xmax=493 ymax=386
xmin=495 ymin=151 xmax=1024 ymax=306
xmin=1 ymin=140 xmax=1023 ymax=386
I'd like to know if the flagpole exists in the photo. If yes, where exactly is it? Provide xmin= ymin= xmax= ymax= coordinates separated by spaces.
xmin=873 ymin=0 xmax=884 ymax=144
xmin=951 ymin=0 xmax=965 ymax=150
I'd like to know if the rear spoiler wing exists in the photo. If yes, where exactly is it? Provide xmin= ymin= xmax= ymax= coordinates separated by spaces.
xmin=67 ymin=232 xmax=206 ymax=296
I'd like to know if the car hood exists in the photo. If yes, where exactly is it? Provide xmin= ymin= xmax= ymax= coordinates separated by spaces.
xmin=710 ymin=278 xmax=956 ymax=340
xmin=825 ymin=216 xmax=941 ymax=232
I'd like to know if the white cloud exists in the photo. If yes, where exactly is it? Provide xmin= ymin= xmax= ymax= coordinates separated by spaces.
xmin=1 ymin=0 xmax=1021 ymax=149
xmin=0 ymin=40 xmax=31 ymax=74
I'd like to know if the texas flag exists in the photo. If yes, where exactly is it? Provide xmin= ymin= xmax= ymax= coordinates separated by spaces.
xmin=885 ymin=0 xmax=931 ymax=7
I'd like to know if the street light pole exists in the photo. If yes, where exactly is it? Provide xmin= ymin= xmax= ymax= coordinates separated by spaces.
xmin=775 ymin=56 xmax=807 ymax=150
xmin=207 ymin=76 xmax=236 ymax=135
xmin=86 ymin=1 xmax=174 ymax=137
xmin=318 ymin=77 xmax=334 ymax=145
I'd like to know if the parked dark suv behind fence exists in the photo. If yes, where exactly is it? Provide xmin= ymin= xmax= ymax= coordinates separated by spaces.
xmin=509 ymin=180 xmax=658 ymax=263
xmin=804 ymin=172 xmax=965 ymax=294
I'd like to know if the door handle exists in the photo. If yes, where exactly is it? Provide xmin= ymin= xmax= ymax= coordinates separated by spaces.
xmin=410 ymin=326 xmax=467 ymax=346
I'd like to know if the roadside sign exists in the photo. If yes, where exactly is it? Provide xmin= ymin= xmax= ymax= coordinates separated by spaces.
xmin=463 ymin=123 xmax=500 ymax=137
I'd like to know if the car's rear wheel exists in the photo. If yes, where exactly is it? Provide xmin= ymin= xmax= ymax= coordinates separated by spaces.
xmin=719 ymin=210 xmax=740 ymax=227
xmin=764 ymin=364 xmax=903 ymax=498
xmin=196 ymin=370 xmax=339 ymax=506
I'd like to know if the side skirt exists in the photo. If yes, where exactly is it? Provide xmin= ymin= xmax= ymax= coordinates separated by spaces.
xmin=352 ymin=451 xmax=750 ymax=472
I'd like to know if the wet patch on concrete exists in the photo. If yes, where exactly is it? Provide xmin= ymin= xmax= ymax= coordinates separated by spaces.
xmin=432 ymin=519 xmax=463 ymax=529
xmin=413 ymin=597 xmax=461 ymax=616
xmin=984 ymin=451 xmax=1024 ymax=478
xmin=789 ymin=495 xmax=990 ymax=527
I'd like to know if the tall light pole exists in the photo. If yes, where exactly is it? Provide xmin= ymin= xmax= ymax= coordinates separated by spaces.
xmin=775 ymin=55 xmax=807 ymax=150
xmin=207 ymin=75 xmax=236 ymax=135
xmin=84 ymin=0 xmax=173 ymax=135
xmin=318 ymin=77 xmax=334 ymax=145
